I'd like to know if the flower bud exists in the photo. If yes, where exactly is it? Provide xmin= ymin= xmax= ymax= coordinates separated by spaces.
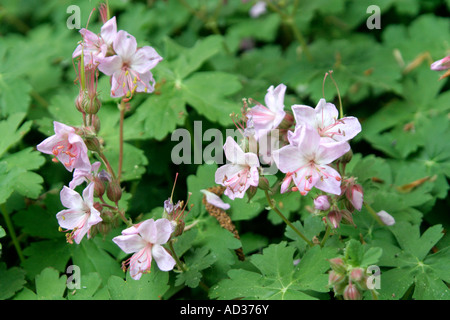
xmin=328 ymin=270 xmax=346 ymax=286
xmin=258 ymin=177 xmax=270 ymax=191
xmin=346 ymin=183 xmax=363 ymax=211
xmin=328 ymin=257 xmax=347 ymax=274
xmin=84 ymin=136 xmax=102 ymax=153
xmin=327 ymin=210 xmax=342 ymax=229
xmin=349 ymin=267 xmax=364 ymax=283
xmin=107 ymin=180 xmax=122 ymax=202
xmin=83 ymin=93 xmax=102 ymax=114
xmin=314 ymin=195 xmax=330 ymax=211
xmin=376 ymin=210 xmax=395 ymax=226
xmin=93 ymin=176 xmax=105 ymax=198
xmin=343 ymin=282 xmax=362 ymax=300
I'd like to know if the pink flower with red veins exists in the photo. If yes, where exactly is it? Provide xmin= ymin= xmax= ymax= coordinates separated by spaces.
xmin=272 ymin=125 xmax=350 ymax=196
xmin=215 ymin=137 xmax=260 ymax=200
xmin=36 ymin=121 xmax=91 ymax=172
xmin=246 ymin=84 xmax=287 ymax=141
xmin=113 ymin=218 xmax=176 ymax=280
xmin=73 ymin=16 xmax=118 ymax=65
xmin=98 ymin=30 xmax=163 ymax=98
xmin=56 ymin=182 xmax=102 ymax=244
xmin=291 ymin=98 xmax=361 ymax=144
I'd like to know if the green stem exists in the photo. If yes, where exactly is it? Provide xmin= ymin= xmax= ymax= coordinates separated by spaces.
xmin=118 ymin=100 xmax=125 ymax=182
xmin=1 ymin=204 xmax=25 ymax=264
xmin=264 ymin=190 xmax=314 ymax=247
xmin=320 ymin=224 xmax=332 ymax=247
xmin=364 ymin=202 xmax=385 ymax=226
xmin=168 ymin=239 xmax=186 ymax=272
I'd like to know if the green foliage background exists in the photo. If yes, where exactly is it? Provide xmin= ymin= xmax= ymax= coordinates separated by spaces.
xmin=0 ymin=0 xmax=449 ymax=300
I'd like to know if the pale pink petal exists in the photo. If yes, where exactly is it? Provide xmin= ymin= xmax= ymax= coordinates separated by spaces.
xmin=315 ymin=99 xmax=339 ymax=127
xmin=98 ymin=55 xmax=122 ymax=76
xmin=272 ymin=145 xmax=305 ymax=174
xmin=100 ymin=16 xmax=117 ymax=46
xmin=152 ymin=244 xmax=176 ymax=271
xmin=53 ymin=121 xmax=75 ymax=136
xmin=316 ymin=141 xmax=350 ymax=165
xmin=291 ymin=104 xmax=316 ymax=126
xmin=129 ymin=247 xmax=152 ymax=280
xmin=152 ymin=218 xmax=174 ymax=245
xmin=327 ymin=116 xmax=361 ymax=142
xmin=137 ymin=219 xmax=157 ymax=244
xmin=130 ymin=46 xmax=163 ymax=74
xmin=292 ymin=167 xmax=320 ymax=195
xmin=215 ymin=163 xmax=245 ymax=185
xmin=112 ymin=234 xmax=147 ymax=254
xmin=313 ymin=165 xmax=342 ymax=195
xmin=36 ymin=135 xmax=63 ymax=154
xmin=113 ymin=31 xmax=137 ymax=61
xmin=265 ymin=84 xmax=286 ymax=114
xmin=133 ymin=70 xmax=155 ymax=93
xmin=201 ymin=189 xmax=231 ymax=210
xmin=60 ymin=186 xmax=84 ymax=209
xmin=223 ymin=137 xmax=246 ymax=165
xmin=81 ymin=182 xmax=95 ymax=208
xmin=56 ymin=208 xmax=86 ymax=230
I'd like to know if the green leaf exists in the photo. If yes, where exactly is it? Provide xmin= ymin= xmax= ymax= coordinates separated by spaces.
xmin=175 ymin=247 xmax=217 ymax=288
xmin=0 ymin=263 xmax=26 ymax=300
xmin=182 ymin=71 xmax=242 ymax=126
xmin=67 ymin=272 xmax=110 ymax=300
xmin=210 ymin=242 xmax=333 ymax=300
xmin=107 ymin=263 xmax=170 ymax=300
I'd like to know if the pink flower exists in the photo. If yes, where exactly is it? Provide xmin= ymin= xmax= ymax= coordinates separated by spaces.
xmin=36 ymin=121 xmax=91 ymax=172
xmin=215 ymin=137 xmax=260 ymax=200
xmin=73 ymin=17 xmax=118 ymax=65
xmin=201 ymin=189 xmax=230 ymax=210
xmin=314 ymin=195 xmax=330 ymax=211
xmin=291 ymin=98 xmax=361 ymax=144
xmin=113 ymin=218 xmax=176 ymax=280
xmin=56 ymin=182 xmax=102 ymax=244
xmin=272 ymin=125 xmax=350 ymax=195
xmin=246 ymin=84 xmax=287 ymax=141
xmin=430 ymin=55 xmax=450 ymax=71
xmin=98 ymin=30 xmax=163 ymax=98
xmin=69 ymin=161 xmax=101 ymax=189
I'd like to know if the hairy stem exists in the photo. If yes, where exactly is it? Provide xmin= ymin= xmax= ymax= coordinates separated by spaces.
xmin=264 ymin=190 xmax=314 ymax=247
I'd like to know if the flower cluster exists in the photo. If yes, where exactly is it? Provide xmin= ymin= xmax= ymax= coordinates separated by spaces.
xmin=73 ymin=14 xmax=162 ymax=98
xmin=215 ymin=81 xmax=367 ymax=228
xmin=35 ymin=7 xmax=175 ymax=280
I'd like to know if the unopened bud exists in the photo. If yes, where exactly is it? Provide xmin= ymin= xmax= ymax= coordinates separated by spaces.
xmin=328 ymin=210 xmax=342 ymax=229
xmin=258 ymin=177 xmax=270 ymax=191
xmin=349 ymin=267 xmax=365 ymax=283
xmin=343 ymin=282 xmax=362 ymax=300
xmin=84 ymin=136 xmax=101 ymax=153
xmin=328 ymin=270 xmax=346 ymax=286
xmin=107 ymin=180 xmax=122 ymax=202
xmin=314 ymin=195 xmax=330 ymax=211
xmin=83 ymin=91 xmax=102 ymax=114
xmin=75 ymin=93 xmax=85 ymax=113
xmin=346 ymin=183 xmax=363 ymax=211
xmin=246 ymin=185 xmax=258 ymax=201
xmin=93 ymin=176 xmax=105 ymax=197
xmin=329 ymin=257 xmax=347 ymax=274
xmin=340 ymin=149 xmax=353 ymax=164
